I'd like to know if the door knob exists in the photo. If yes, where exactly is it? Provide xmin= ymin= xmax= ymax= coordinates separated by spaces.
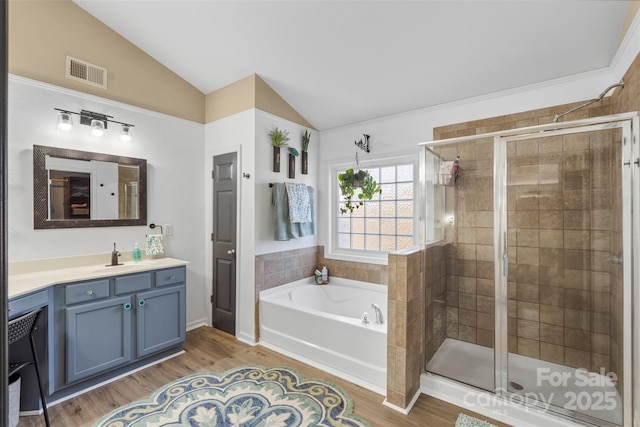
xmin=227 ymin=249 xmax=236 ymax=256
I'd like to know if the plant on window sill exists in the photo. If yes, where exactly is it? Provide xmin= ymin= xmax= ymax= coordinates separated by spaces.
xmin=338 ymin=168 xmax=381 ymax=214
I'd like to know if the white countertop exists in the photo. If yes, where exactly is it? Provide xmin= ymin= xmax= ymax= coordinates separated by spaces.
xmin=9 ymin=257 xmax=189 ymax=299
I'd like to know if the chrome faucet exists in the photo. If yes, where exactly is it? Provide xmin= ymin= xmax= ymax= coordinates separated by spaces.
xmin=110 ymin=242 xmax=121 ymax=266
xmin=371 ymin=303 xmax=384 ymax=324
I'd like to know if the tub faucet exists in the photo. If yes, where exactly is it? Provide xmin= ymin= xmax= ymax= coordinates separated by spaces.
xmin=111 ymin=242 xmax=121 ymax=266
xmin=371 ymin=303 xmax=384 ymax=324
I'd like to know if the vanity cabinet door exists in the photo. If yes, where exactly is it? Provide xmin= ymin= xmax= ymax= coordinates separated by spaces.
xmin=66 ymin=295 xmax=133 ymax=383
xmin=136 ymin=285 xmax=186 ymax=358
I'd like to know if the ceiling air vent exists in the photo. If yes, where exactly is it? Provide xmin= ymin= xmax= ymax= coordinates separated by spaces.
xmin=65 ymin=56 xmax=108 ymax=89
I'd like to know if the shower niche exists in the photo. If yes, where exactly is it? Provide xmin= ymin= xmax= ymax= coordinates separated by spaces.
xmin=422 ymin=113 xmax=639 ymax=427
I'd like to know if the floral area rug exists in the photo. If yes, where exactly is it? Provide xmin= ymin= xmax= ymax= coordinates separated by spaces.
xmin=93 ymin=366 xmax=371 ymax=427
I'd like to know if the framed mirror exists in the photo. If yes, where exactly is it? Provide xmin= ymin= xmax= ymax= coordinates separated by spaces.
xmin=33 ymin=145 xmax=147 ymax=229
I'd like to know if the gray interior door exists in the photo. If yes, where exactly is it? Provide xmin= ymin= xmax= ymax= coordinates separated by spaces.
xmin=212 ymin=152 xmax=237 ymax=335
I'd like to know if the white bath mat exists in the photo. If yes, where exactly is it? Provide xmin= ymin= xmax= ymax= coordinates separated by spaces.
xmin=455 ymin=413 xmax=498 ymax=427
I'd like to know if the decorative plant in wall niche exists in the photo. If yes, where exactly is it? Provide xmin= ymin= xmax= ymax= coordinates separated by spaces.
xmin=301 ymin=129 xmax=311 ymax=175
xmin=288 ymin=147 xmax=299 ymax=179
xmin=338 ymin=152 xmax=381 ymax=214
xmin=269 ymin=127 xmax=290 ymax=172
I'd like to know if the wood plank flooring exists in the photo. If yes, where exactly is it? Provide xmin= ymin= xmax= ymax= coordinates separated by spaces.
xmin=18 ymin=326 xmax=509 ymax=426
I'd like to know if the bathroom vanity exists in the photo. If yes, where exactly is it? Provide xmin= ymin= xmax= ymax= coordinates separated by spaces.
xmin=8 ymin=257 xmax=188 ymax=410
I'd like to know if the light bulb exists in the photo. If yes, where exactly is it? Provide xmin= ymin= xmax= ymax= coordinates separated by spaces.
xmin=56 ymin=112 xmax=73 ymax=131
xmin=120 ymin=125 xmax=132 ymax=142
xmin=90 ymin=119 xmax=105 ymax=137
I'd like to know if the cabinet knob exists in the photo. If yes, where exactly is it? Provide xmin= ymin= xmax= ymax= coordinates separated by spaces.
xmin=123 ymin=303 xmax=132 ymax=310
xmin=87 ymin=290 xmax=94 ymax=295
xmin=138 ymin=300 xmax=145 ymax=307
xmin=169 ymin=275 xmax=176 ymax=280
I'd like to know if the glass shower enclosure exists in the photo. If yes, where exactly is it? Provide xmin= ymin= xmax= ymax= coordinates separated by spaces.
xmin=422 ymin=113 xmax=639 ymax=426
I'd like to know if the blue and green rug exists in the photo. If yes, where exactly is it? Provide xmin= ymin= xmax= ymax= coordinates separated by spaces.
xmin=93 ymin=366 xmax=371 ymax=427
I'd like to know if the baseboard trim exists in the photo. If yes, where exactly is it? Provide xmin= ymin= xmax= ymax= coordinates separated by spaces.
xmin=382 ymin=388 xmax=421 ymax=415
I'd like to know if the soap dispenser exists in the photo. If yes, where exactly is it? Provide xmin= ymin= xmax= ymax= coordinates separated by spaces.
xmin=132 ymin=243 xmax=142 ymax=262
xmin=321 ymin=266 xmax=328 ymax=284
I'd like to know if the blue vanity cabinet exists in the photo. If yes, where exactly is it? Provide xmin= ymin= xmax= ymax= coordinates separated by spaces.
xmin=51 ymin=266 xmax=187 ymax=396
xmin=65 ymin=295 xmax=133 ymax=383
xmin=136 ymin=283 xmax=186 ymax=358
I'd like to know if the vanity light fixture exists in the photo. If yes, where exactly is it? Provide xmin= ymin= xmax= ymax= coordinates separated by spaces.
xmin=53 ymin=108 xmax=135 ymax=141
xmin=90 ymin=119 xmax=105 ymax=137
xmin=120 ymin=125 xmax=133 ymax=142
xmin=56 ymin=111 xmax=73 ymax=131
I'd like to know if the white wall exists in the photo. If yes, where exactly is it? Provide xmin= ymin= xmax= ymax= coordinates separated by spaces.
xmin=254 ymin=109 xmax=319 ymax=255
xmin=204 ymin=109 xmax=256 ymax=344
xmin=8 ymin=76 xmax=208 ymax=328
xmin=204 ymin=108 xmax=319 ymax=344
xmin=317 ymin=11 xmax=640 ymax=263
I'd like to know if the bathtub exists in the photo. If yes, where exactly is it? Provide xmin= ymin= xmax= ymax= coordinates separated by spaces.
xmin=259 ymin=276 xmax=387 ymax=394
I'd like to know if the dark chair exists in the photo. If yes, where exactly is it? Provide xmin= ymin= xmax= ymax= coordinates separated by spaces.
xmin=8 ymin=308 xmax=50 ymax=427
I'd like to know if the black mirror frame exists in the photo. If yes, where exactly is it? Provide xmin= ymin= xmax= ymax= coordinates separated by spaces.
xmin=33 ymin=144 xmax=147 ymax=229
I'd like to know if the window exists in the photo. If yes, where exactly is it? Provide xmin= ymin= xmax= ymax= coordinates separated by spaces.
xmin=335 ymin=161 xmax=416 ymax=256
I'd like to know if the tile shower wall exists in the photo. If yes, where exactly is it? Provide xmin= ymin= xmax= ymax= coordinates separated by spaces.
xmin=424 ymin=242 xmax=449 ymax=363
xmin=431 ymin=96 xmax=621 ymax=373
xmin=427 ymin=52 xmax=639 ymax=396
xmin=432 ymin=136 xmax=497 ymax=350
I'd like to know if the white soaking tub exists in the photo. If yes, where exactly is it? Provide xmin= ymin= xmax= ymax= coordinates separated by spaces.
xmin=259 ymin=276 xmax=387 ymax=394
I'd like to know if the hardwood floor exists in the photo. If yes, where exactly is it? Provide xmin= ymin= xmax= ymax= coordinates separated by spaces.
xmin=18 ymin=326 xmax=510 ymax=426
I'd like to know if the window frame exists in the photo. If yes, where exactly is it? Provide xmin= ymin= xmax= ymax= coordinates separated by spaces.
xmin=327 ymin=154 xmax=419 ymax=265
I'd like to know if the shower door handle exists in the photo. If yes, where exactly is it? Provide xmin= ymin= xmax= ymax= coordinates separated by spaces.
xmin=606 ymin=251 xmax=623 ymax=265
xmin=502 ymin=231 xmax=508 ymax=277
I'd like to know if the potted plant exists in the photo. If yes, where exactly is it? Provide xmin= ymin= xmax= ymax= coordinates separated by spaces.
xmin=288 ymin=147 xmax=299 ymax=179
xmin=301 ymin=130 xmax=311 ymax=174
xmin=269 ymin=127 xmax=290 ymax=172
xmin=338 ymin=168 xmax=381 ymax=214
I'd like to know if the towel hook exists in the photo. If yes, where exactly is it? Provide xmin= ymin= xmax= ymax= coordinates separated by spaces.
xmin=149 ymin=223 xmax=163 ymax=234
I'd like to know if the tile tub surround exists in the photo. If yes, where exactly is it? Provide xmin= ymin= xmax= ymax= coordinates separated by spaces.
xmin=318 ymin=246 xmax=388 ymax=285
xmin=255 ymin=246 xmax=319 ymax=295
xmin=254 ymin=246 xmax=388 ymax=338
xmin=387 ymin=247 xmax=424 ymax=410
xmin=254 ymin=246 xmax=319 ymax=339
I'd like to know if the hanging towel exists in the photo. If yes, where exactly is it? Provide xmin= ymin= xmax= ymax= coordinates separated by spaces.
xmin=272 ymin=184 xmax=315 ymax=241
xmin=145 ymin=234 xmax=165 ymax=256
xmin=285 ymin=182 xmax=311 ymax=223
xmin=298 ymin=186 xmax=315 ymax=237
xmin=272 ymin=183 xmax=290 ymax=241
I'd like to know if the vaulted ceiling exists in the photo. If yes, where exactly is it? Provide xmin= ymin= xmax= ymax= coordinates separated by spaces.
xmin=74 ymin=1 xmax=632 ymax=130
